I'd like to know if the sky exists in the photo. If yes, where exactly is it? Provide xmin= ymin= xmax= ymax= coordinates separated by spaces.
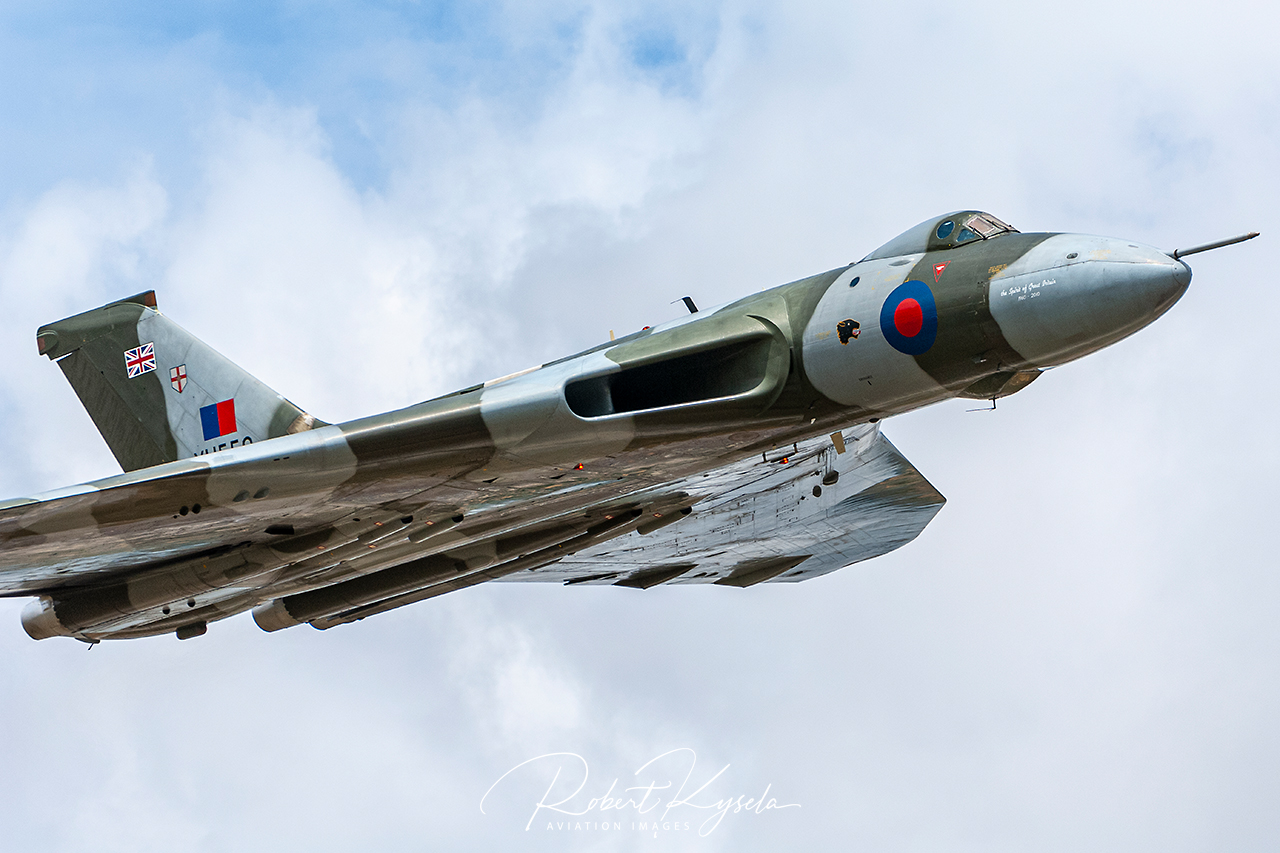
xmin=0 ymin=1 xmax=1276 ymax=850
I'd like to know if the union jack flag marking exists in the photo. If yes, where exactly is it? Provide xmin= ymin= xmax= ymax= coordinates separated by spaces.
xmin=170 ymin=364 xmax=187 ymax=393
xmin=124 ymin=343 xmax=156 ymax=378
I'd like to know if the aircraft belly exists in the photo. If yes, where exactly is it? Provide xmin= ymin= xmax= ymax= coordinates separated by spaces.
xmin=204 ymin=424 xmax=359 ymax=506
xmin=527 ymin=425 xmax=946 ymax=587
xmin=0 ymin=425 xmax=362 ymax=590
xmin=802 ymin=256 xmax=947 ymax=411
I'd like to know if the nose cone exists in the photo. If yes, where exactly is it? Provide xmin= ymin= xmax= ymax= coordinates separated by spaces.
xmin=1122 ymin=247 xmax=1191 ymax=319
xmin=1174 ymin=258 xmax=1192 ymax=291
xmin=989 ymin=236 xmax=1191 ymax=368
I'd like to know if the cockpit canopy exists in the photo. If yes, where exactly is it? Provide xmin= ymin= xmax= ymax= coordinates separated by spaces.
xmin=863 ymin=211 xmax=1019 ymax=261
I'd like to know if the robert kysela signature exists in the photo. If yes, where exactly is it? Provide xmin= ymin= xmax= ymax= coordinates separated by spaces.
xmin=480 ymin=748 xmax=799 ymax=837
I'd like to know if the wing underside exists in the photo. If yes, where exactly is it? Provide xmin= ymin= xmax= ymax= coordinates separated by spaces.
xmin=527 ymin=424 xmax=945 ymax=588
xmin=281 ymin=426 xmax=945 ymax=634
xmin=4 ymin=422 xmax=944 ymax=641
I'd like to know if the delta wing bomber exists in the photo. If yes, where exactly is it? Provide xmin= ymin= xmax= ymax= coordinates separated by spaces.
xmin=0 ymin=212 xmax=1256 ymax=642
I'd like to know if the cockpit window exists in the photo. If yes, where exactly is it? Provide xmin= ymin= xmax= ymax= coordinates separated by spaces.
xmin=862 ymin=210 xmax=1020 ymax=260
xmin=964 ymin=212 xmax=1014 ymax=239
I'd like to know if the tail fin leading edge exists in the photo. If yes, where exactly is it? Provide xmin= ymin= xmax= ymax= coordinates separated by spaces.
xmin=37 ymin=291 xmax=321 ymax=472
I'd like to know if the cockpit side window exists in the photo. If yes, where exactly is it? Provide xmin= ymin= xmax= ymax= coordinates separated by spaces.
xmin=862 ymin=211 xmax=1021 ymax=261
xmin=950 ymin=213 xmax=1017 ymax=247
xmin=963 ymin=213 xmax=1016 ymax=239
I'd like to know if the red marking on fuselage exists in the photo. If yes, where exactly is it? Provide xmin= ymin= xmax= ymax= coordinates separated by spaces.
xmin=934 ymin=262 xmax=949 ymax=282
xmin=894 ymin=299 xmax=924 ymax=337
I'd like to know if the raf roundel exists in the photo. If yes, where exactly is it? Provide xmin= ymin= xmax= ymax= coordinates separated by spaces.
xmin=879 ymin=280 xmax=939 ymax=356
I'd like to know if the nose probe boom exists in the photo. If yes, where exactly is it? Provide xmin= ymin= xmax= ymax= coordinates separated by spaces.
xmin=1171 ymin=231 xmax=1259 ymax=259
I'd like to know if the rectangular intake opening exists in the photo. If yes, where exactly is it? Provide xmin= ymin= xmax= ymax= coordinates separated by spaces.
xmin=565 ymin=338 xmax=773 ymax=418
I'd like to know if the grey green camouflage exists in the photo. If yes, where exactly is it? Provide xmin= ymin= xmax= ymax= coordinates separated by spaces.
xmin=0 ymin=211 xmax=1206 ymax=642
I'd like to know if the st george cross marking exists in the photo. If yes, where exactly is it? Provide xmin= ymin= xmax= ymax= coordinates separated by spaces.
xmin=170 ymin=364 xmax=188 ymax=393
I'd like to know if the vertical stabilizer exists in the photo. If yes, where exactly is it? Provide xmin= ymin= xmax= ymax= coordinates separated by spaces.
xmin=37 ymin=291 xmax=321 ymax=471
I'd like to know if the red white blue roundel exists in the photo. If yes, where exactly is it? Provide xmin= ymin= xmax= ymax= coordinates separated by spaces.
xmin=879 ymin=280 xmax=938 ymax=355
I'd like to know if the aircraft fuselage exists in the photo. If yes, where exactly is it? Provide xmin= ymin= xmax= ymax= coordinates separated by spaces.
xmin=9 ymin=211 xmax=1198 ymax=641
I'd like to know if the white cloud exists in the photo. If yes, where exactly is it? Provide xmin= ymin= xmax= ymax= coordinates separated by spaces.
xmin=0 ymin=166 xmax=169 ymax=488
xmin=0 ymin=1 xmax=1277 ymax=850
xmin=444 ymin=595 xmax=588 ymax=747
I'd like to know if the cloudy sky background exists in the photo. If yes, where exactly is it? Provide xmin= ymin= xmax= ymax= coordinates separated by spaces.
xmin=0 ymin=1 xmax=1276 ymax=850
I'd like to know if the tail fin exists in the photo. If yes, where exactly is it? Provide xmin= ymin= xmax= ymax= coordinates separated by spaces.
xmin=37 ymin=291 xmax=322 ymax=471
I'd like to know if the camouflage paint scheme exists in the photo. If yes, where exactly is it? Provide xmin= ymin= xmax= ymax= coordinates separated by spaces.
xmin=1 ymin=211 xmax=1192 ymax=642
